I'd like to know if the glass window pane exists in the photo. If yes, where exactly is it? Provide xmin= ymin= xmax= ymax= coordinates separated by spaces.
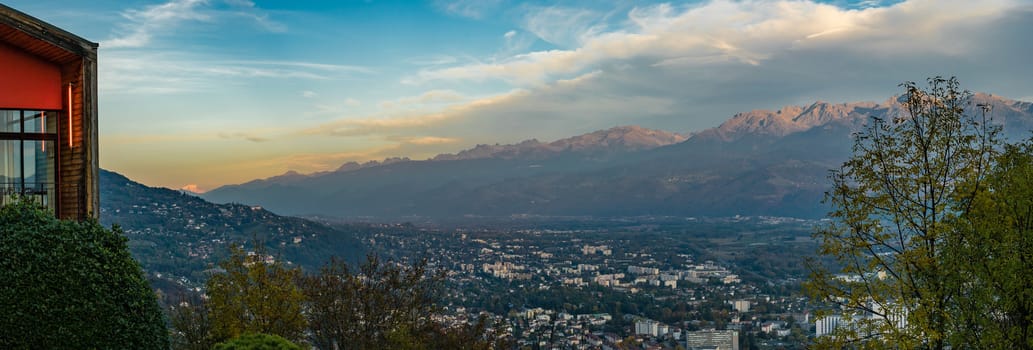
xmin=1 ymin=140 xmax=20 ymax=205
xmin=23 ymin=140 xmax=35 ymax=185
xmin=24 ymin=111 xmax=43 ymax=133
xmin=24 ymin=140 xmax=55 ymax=208
xmin=24 ymin=140 xmax=55 ymax=184
xmin=0 ymin=110 xmax=18 ymax=133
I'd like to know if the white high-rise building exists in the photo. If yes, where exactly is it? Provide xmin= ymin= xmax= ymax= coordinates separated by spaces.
xmin=733 ymin=300 xmax=750 ymax=313
xmin=635 ymin=319 xmax=660 ymax=337
xmin=815 ymin=315 xmax=842 ymax=337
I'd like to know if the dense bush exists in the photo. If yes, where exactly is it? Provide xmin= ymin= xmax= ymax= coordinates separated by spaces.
xmin=0 ymin=201 xmax=168 ymax=349
xmin=213 ymin=333 xmax=301 ymax=350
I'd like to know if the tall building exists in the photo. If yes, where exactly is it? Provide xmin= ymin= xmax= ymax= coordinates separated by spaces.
xmin=815 ymin=315 xmax=842 ymax=337
xmin=684 ymin=330 xmax=738 ymax=350
xmin=635 ymin=319 xmax=660 ymax=337
xmin=0 ymin=4 xmax=99 ymax=220
xmin=733 ymin=300 xmax=751 ymax=313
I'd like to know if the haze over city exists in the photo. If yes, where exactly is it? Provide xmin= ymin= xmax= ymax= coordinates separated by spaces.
xmin=6 ymin=0 xmax=1032 ymax=191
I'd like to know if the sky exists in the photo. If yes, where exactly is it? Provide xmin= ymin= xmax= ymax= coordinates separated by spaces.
xmin=5 ymin=0 xmax=1033 ymax=192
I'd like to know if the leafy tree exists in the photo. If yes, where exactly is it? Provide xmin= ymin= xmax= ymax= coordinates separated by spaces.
xmin=169 ymin=293 xmax=217 ymax=350
xmin=207 ymin=243 xmax=307 ymax=344
xmin=301 ymin=255 xmax=446 ymax=349
xmin=0 ymin=200 xmax=168 ymax=349
xmin=302 ymin=254 xmax=511 ymax=349
xmin=213 ymin=333 xmax=302 ymax=350
xmin=424 ymin=313 xmax=513 ymax=350
xmin=806 ymin=77 xmax=999 ymax=349
xmin=947 ymin=141 xmax=1033 ymax=347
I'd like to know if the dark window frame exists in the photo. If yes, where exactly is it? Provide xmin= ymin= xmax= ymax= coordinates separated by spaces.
xmin=0 ymin=109 xmax=61 ymax=214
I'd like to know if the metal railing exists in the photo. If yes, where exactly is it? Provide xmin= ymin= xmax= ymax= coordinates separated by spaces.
xmin=0 ymin=182 xmax=57 ymax=211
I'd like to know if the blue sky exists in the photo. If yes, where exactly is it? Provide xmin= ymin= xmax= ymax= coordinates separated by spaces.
xmin=5 ymin=0 xmax=1032 ymax=191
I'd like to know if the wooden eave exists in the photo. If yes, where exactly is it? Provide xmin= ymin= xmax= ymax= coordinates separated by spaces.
xmin=0 ymin=4 xmax=97 ymax=65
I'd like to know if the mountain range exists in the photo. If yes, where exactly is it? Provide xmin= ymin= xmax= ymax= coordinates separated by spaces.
xmin=200 ymin=93 xmax=1033 ymax=220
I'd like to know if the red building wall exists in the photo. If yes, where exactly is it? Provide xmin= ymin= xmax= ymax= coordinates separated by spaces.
xmin=0 ymin=42 xmax=61 ymax=110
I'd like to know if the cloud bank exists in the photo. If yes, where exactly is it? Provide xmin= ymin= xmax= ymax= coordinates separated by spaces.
xmin=394 ymin=0 xmax=1032 ymax=137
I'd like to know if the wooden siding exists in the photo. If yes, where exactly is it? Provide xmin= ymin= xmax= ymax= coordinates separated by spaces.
xmin=58 ymin=61 xmax=83 ymax=220
xmin=83 ymin=51 xmax=98 ymax=221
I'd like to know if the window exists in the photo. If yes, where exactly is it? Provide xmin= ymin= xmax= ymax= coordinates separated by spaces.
xmin=0 ymin=110 xmax=58 ymax=210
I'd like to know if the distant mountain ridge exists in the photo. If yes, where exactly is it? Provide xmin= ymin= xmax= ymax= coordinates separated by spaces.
xmin=704 ymin=101 xmax=880 ymax=141
xmin=100 ymin=169 xmax=365 ymax=289
xmin=433 ymin=125 xmax=686 ymax=161
xmin=202 ymin=93 xmax=1033 ymax=219
xmin=230 ymin=125 xmax=686 ymax=188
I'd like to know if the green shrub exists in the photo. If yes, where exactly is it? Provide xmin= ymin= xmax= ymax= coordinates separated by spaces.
xmin=0 ymin=201 xmax=168 ymax=349
xmin=214 ymin=333 xmax=302 ymax=350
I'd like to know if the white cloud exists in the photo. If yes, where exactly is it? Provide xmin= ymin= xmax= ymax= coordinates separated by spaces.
xmin=521 ymin=5 xmax=609 ymax=47
xmin=305 ymin=89 xmax=524 ymax=138
xmin=433 ymin=0 xmax=503 ymax=19
xmin=218 ymin=131 xmax=269 ymax=143
xmin=408 ymin=0 xmax=1025 ymax=87
xmin=105 ymin=0 xmax=210 ymax=48
xmin=407 ymin=55 xmax=459 ymax=66
xmin=100 ymin=53 xmax=373 ymax=95
xmin=499 ymin=29 xmax=536 ymax=57
xmin=104 ymin=0 xmax=286 ymax=48
xmin=389 ymin=136 xmax=462 ymax=145
xmin=302 ymin=90 xmax=317 ymax=98
xmin=231 ymin=60 xmax=373 ymax=74
xmin=379 ymin=89 xmax=468 ymax=110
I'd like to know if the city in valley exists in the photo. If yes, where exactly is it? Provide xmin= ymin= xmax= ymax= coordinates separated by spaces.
xmin=104 ymin=174 xmax=820 ymax=349
xmin=352 ymin=217 xmax=817 ymax=349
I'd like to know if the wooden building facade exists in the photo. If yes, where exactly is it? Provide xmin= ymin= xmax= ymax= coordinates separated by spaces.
xmin=0 ymin=4 xmax=99 ymax=221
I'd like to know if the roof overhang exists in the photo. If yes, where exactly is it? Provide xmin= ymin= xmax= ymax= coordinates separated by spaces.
xmin=0 ymin=4 xmax=98 ymax=65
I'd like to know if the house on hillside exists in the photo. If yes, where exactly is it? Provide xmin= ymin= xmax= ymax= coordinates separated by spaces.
xmin=0 ymin=4 xmax=99 ymax=220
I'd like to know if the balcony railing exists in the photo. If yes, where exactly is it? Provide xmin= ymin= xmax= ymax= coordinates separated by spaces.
xmin=0 ymin=182 xmax=56 ymax=211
